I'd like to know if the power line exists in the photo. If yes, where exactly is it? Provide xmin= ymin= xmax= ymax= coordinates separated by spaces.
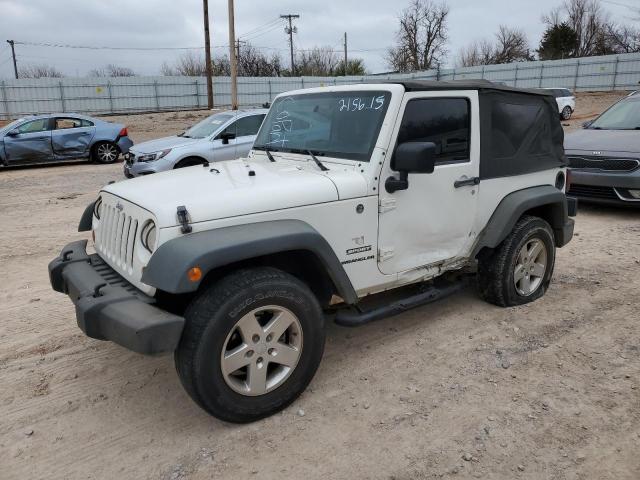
xmin=240 ymin=22 xmax=285 ymax=42
xmin=238 ymin=18 xmax=282 ymax=39
xmin=14 ymin=41 xmax=207 ymax=51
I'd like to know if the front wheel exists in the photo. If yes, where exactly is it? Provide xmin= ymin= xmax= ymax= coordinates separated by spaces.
xmin=92 ymin=142 xmax=120 ymax=163
xmin=561 ymin=106 xmax=572 ymax=120
xmin=477 ymin=215 xmax=555 ymax=307
xmin=175 ymin=267 xmax=325 ymax=423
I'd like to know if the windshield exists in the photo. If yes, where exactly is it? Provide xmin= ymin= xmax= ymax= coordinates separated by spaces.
xmin=253 ymin=91 xmax=391 ymax=161
xmin=589 ymin=97 xmax=640 ymax=130
xmin=0 ymin=118 xmax=25 ymax=135
xmin=183 ymin=113 xmax=233 ymax=138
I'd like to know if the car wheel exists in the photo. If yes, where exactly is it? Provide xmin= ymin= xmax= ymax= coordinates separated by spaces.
xmin=477 ymin=215 xmax=555 ymax=307
xmin=92 ymin=142 xmax=120 ymax=164
xmin=175 ymin=267 xmax=325 ymax=423
xmin=561 ymin=106 xmax=572 ymax=120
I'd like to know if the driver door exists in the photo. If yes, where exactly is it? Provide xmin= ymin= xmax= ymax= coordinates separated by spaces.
xmin=377 ymin=91 xmax=480 ymax=275
xmin=4 ymin=118 xmax=53 ymax=164
xmin=212 ymin=119 xmax=238 ymax=161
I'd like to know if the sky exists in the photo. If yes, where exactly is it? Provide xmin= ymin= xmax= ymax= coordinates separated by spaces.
xmin=0 ymin=0 xmax=636 ymax=78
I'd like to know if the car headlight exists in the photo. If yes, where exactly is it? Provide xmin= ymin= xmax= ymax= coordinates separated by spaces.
xmin=93 ymin=196 xmax=102 ymax=219
xmin=140 ymin=220 xmax=157 ymax=253
xmin=138 ymin=149 xmax=172 ymax=162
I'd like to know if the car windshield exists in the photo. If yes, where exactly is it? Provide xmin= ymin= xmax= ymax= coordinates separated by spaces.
xmin=253 ymin=91 xmax=391 ymax=161
xmin=589 ymin=97 xmax=640 ymax=130
xmin=0 ymin=118 xmax=25 ymax=134
xmin=183 ymin=113 xmax=233 ymax=139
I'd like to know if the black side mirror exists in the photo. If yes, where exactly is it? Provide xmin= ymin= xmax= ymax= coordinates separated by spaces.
xmin=582 ymin=120 xmax=593 ymax=129
xmin=219 ymin=132 xmax=236 ymax=144
xmin=6 ymin=129 xmax=19 ymax=137
xmin=385 ymin=142 xmax=437 ymax=193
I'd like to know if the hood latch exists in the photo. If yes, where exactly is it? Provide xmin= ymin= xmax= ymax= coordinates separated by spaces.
xmin=176 ymin=205 xmax=192 ymax=234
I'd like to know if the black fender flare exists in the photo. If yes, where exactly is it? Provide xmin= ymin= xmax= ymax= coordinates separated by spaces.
xmin=471 ymin=185 xmax=573 ymax=257
xmin=141 ymin=219 xmax=358 ymax=304
xmin=78 ymin=201 xmax=96 ymax=232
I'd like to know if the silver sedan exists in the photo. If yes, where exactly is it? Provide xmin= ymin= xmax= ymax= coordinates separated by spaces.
xmin=124 ymin=109 xmax=267 ymax=177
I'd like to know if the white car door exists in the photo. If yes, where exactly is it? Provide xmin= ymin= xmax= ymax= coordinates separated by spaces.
xmin=377 ymin=91 xmax=480 ymax=275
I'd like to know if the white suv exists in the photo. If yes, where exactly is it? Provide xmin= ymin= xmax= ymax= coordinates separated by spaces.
xmin=49 ymin=80 xmax=576 ymax=423
xmin=544 ymin=88 xmax=576 ymax=120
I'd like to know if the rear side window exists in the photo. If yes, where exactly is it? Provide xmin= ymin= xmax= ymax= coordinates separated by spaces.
xmin=55 ymin=118 xmax=83 ymax=129
xmin=81 ymin=119 xmax=94 ymax=127
xmin=395 ymin=98 xmax=471 ymax=164
xmin=490 ymin=102 xmax=550 ymax=158
xmin=235 ymin=114 xmax=266 ymax=137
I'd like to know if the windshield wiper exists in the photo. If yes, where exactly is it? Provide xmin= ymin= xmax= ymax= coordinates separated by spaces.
xmin=307 ymin=149 xmax=329 ymax=171
xmin=264 ymin=148 xmax=276 ymax=162
xmin=253 ymin=145 xmax=277 ymax=161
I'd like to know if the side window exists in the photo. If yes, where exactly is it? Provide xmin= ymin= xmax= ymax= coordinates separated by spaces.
xmin=395 ymin=98 xmax=471 ymax=165
xmin=81 ymin=119 xmax=94 ymax=127
xmin=55 ymin=118 xmax=83 ymax=130
xmin=17 ymin=119 xmax=50 ymax=134
xmin=490 ymin=102 xmax=549 ymax=158
xmin=235 ymin=114 xmax=266 ymax=137
xmin=216 ymin=120 xmax=237 ymax=139
xmin=562 ymin=89 xmax=572 ymax=98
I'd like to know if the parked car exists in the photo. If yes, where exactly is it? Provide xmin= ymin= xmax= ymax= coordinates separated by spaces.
xmin=543 ymin=88 xmax=576 ymax=120
xmin=49 ymin=80 xmax=574 ymax=422
xmin=565 ymin=90 xmax=640 ymax=206
xmin=124 ymin=109 xmax=267 ymax=177
xmin=0 ymin=114 xmax=132 ymax=167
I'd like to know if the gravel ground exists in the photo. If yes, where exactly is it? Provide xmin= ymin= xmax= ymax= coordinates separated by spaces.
xmin=1 ymin=91 xmax=639 ymax=480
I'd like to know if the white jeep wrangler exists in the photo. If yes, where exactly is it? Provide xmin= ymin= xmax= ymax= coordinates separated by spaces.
xmin=49 ymin=80 xmax=576 ymax=422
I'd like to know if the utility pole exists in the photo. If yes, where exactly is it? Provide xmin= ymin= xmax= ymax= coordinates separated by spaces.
xmin=228 ymin=0 xmax=238 ymax=110
xmin=202 ymin=0 xmax=213 ymax=109
xmin=280 ymin=14 xmax=299 ymax=76
xmin=6 ymin=40 xmax=18 ymax=79
xmin=235 ymin=39 xmax=246 ymax=61
xmin=343 ymin=32 xmax=347 ymax=75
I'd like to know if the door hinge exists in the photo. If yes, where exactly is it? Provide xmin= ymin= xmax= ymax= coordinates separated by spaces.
xmin=378 ymin=197 xmax=397 ymax=213
xmin=378 ymin=247 xmax=395 ymax=262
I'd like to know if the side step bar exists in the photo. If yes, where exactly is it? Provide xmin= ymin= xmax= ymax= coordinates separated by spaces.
xmin=334 ymin=281 xmax=466 ymax=327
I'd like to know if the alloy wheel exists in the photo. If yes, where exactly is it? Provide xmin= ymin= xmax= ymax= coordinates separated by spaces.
xmin=220 ymin=306 xmax=303 ymax=396
xmin=513 ymin=238 xmax=548 ymax=296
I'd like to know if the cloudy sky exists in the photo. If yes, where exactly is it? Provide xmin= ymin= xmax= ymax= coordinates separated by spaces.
xmin=0 ymin=0 xmax=635 ymax=78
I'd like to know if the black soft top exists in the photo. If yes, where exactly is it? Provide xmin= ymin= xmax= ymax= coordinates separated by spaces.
xmin=385 ymin=79 xmax=566 ymax=179
xmin=393 ymin=79 xmax=553 ymax=97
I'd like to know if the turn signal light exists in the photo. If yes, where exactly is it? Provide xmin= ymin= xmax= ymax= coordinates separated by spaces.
xmin=187 ymin=267 xmax=202 ymax=283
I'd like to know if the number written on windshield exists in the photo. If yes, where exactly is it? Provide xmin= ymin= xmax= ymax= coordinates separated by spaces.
xmin=338 ymin=95 xmax=386 ymax=112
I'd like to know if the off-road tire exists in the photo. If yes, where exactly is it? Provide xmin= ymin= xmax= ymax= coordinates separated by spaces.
xmin=477 ymin=215 xmax=555 ymax=307
xmin=175 ymin=267 xmax=325 ymax=423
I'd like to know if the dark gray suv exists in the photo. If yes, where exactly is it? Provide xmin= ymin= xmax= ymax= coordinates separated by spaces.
xmin=565 ymin=91 xmax=640 ymax=206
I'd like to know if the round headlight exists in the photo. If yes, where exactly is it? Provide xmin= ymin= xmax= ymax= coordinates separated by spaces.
xmin=93 ymin=196 xmax=102 ymax=220
xmin=141 ymin=220 xmax=157 ymax=253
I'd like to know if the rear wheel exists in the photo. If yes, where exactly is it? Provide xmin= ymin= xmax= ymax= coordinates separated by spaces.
xmin=92 ymin=142 xmax=120 ymax=163
xmin=561 ymin=106 xmax=572 ymax=120
xmin=175 ymin=267 xmax=325 ymax=423
xmin=477 ymin=215 xmax=555 ymax=307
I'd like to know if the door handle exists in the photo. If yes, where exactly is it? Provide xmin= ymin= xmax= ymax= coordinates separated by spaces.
xmin=454 ymin=176 xmax=480 ymax=188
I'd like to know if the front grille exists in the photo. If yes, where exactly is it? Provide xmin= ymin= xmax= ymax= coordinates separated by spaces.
xmin=568 ymin=184 xmax=618 ymax=200
xmin=96 ymin=203 xmax=138 ymax=272
xmin=90 ymin=254 xmax=152 ymax=302
xmin=568 ymin=156 xmax=639 ymax=172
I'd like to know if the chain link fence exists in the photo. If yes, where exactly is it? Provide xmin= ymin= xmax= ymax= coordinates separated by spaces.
xmin=1 ymin=52 xmax=639 ymax=119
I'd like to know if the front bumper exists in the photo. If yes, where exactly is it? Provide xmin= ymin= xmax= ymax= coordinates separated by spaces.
xmin=568 ymin=168 xmax=640 ymax=206
xmin=48 ymin=240 xmax=184 ymax=355
xmin=123 ymin=156 xmax=165 ymax=178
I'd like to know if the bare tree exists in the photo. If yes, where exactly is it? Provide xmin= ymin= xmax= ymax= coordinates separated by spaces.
xmin=88 ymin=64 xmax=136 ymax=77
xmin=386 ymin=0 xmax=449 ymax=72
xmin=18 ymin=64 xmax=64 ymax=78
xmin=161 ymin=47 xmax=285 ymax=77
xmin=457 ymin=26 xmax=533 ymax=67
xmin=605 ymin=24 xmax=640 ymax=54
xmin=295 ymin=46 xmax=340 ymax=76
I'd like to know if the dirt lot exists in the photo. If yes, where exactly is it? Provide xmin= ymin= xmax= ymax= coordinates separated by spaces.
xmin=1 ymin=91 xmax=639 ymax=480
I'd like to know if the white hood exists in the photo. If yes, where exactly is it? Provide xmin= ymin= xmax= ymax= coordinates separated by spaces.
xmin=130 ymin=135 xmax=202 ymax=154
xmin=103 ymin=157 xmax=368 ymax=228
